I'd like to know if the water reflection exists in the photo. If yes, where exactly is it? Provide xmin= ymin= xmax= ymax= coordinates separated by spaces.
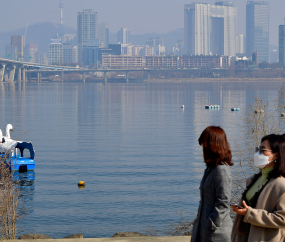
xmin=13 ymin=171 xmax=35 ymax=213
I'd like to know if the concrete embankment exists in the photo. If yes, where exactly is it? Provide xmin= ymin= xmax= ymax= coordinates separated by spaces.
xmin=5 ymin=237 xmax=191 ymax=242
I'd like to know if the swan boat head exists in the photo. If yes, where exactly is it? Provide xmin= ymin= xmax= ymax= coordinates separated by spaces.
xmin=6 ymin=124 xmax=13 ymax=139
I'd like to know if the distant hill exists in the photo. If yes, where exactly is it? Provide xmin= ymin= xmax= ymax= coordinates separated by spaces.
xmin=0 ymin=22 xmax=76 ymax=56
xmin=0 ymin=22 xmax=183 ymax=56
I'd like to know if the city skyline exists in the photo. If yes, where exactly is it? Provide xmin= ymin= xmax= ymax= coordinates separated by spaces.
xmin=0 ymin=0 xmax=285 ymax=46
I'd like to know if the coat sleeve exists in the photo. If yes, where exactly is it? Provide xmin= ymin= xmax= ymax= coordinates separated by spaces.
xmin=208 ymin=167 xmax=232 ymax=230
xmin=244 ymin=193 xmax=285 ymax=228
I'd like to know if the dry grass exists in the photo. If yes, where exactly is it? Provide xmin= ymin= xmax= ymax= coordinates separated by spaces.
xmin=0 ymin=151 xmax=24 ymax=240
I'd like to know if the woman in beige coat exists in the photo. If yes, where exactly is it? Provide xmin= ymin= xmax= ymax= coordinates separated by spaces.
xmin=231 ymin=134 xmax=285 ymax=242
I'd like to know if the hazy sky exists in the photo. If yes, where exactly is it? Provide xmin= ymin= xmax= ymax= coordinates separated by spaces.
xmin=1 ymin=0 xmax=285 ymax=45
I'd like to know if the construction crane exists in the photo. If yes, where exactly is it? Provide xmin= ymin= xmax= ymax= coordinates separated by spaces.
xmin=59 ymin=0 xmax=63 ymax=25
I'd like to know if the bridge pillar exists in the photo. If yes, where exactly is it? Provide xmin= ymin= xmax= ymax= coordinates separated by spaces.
xmin=61 ymin=71 xmax=64 ymax=82
xmin=0 ymin=64 xmax=6 ymax=82
xmin=126 ymin=71 xmax=129 ymax=82
xmin=104 ymin=72 xmax=108 ymax=82
xmin=18 ymin=67 xmax=21 ymax=82
xmin=83 ymin=72 xmax=85 ymax=82
xmin=148 ymin=71 xmax=151 ymax=79
xmin=28 ymin=71 xmax=31 ymax=82
xmin=22 ymin=68 xmax=26 ymax=82
xmin=4 ymin=65 xmax=16 ymax=82
xmin=37 ymin=72 xmax=41 ymax=82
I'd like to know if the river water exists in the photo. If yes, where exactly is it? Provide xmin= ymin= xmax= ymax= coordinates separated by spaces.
xmin=0 ymin=80 xmax=283 ymax=238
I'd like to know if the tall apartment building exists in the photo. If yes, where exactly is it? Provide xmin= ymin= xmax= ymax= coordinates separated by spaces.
xmin=77 ymin=9 xmax=98 ymax=44
xmin=11 ymin=35 xmax=24 ymax=61
xmin=24 ymin=44 xmax=38 ymax=63
xmin=279 ymin=19 xmax=285 ymax=66
xmin=77 ymin=9 xmax=98 ymax=64
xmin=184 ymin=2 xmax=236 ymax=56
xmin=117 ymin=28 xmax=130 ymax=44
xmin=236 ymin=34 xmax=245 ymax=55
xmin=5 ymin=45 xmax=17 ymax=60
xmin=246 ymin=1 xmax=269 ymax=63
xmin=98 ymin=22 xmax=109 ymax=48
xmin=49 ymin=39 xmax=63 ymax=65
xmin=63 ymin=44 xmax=78 ymax=64
xmin=146 ymin=37 xmax=164 ymax=55
xmin=36 ymin=52 xmax=48 ymax=65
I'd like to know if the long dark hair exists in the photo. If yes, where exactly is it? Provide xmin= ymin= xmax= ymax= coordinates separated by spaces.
xmin=262 ymin=134 xmax=285 ymax=178
xmin=198 ymin=126 xmax=233 ymax=167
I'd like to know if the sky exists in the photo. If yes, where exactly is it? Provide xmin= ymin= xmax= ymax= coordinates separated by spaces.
xmin=1 ymin=0 xmax=285 ymax=46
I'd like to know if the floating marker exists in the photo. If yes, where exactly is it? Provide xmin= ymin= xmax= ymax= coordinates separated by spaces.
xmin=78 ymin=181 xmax=85 ymax=187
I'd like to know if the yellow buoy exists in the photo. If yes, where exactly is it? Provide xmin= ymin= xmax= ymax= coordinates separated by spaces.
xmin=78 ymin=181 xmax=85 ymax=186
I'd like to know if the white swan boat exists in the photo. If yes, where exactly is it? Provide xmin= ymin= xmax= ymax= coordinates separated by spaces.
xmin=0 ymin=124 xmax=35 ymax=172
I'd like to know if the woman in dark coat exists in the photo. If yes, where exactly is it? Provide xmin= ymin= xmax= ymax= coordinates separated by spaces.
xmin=191 ymin=126 xmax=233 ymax=242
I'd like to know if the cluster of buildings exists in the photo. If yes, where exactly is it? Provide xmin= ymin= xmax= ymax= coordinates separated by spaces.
xmin=5 ymin=35 xmax=47 ymax=64
xmin=5 ymin=1 xmax=285 ymax=69
xmin=184 ymin=1 xmax=270 ymax=64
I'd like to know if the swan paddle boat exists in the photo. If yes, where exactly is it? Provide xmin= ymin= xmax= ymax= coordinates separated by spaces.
xmin=231 ymin=107 xmax=240 ymax=111
xmin=0 ymin=124 xmax=35 ymax=172
xmin=205 ymin=102 xmax=220 ymax=109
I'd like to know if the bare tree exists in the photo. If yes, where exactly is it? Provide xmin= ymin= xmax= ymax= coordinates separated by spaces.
xmin=0 ymin=151 xmax=23 ymax=240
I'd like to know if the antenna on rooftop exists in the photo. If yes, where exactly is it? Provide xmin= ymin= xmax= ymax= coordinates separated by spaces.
xmin=59 ymin=0 xmax=63 ymax=25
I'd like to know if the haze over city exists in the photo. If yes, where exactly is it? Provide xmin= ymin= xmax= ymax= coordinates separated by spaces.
xmin=1 ymin=0 xmax=285 ymax=45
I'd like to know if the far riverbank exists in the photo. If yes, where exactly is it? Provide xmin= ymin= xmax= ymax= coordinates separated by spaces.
xmin=143 ymin=78 xmax=285 ymax=83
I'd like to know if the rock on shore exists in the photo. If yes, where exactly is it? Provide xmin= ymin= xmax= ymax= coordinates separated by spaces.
xmin=64 ymin=233 xmax=83 ymax=239
xmin=112 ymin=232 xmax=149 ymax=237
xmin=18 ymin=234 xmax=52 ymax=239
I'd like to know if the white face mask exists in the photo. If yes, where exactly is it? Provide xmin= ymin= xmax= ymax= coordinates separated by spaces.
xmin=254 ymin=152 xmax=274 ymax=169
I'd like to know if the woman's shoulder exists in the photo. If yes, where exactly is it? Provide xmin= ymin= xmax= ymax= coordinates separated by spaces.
xmin=213 ymin=165 xmax=231 ymax=176
xmin=265 ymin=176 xmax=285 ymax=198
xmin=215 ymin=164 xmax=231 ymax=171
xmin=269 ymin=176 xmax=285 ymax=189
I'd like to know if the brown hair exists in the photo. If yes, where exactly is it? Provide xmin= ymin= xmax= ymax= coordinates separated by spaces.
xmin=198 ymin=126 xmax=233 ymax=167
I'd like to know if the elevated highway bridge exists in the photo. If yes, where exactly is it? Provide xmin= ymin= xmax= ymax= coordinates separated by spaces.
xmin=0 ymin=58 xmax=233 ymax=82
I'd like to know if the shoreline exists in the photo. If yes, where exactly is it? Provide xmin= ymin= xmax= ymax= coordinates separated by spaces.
xmin=3 ymin=236 xmax=191 ymax=242
xmin=143 ymin=78 xmax=285 ymax=83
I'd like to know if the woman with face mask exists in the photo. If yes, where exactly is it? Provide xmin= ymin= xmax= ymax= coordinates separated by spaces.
xmin=191 ymin=126 xmax=233 ymax=242
xmin=231 ymin=134 xmax=285 ymax=242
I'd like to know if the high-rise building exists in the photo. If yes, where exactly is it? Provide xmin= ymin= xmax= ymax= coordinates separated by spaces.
xmin=11 ymin=35 xmax=24 ymax=61
xmin=279 ymin=19 xmax=285 ymax=66
xmin=36 ymin=52 xmax=48 ymax=65
xmin=184 ymin=2 xmax=236 ymax=56
xmin=117 ymin=28 xmax=130 ymax=44
xmin=246 ymin=1 xmax=269 ymax=63
xmin=98 ymin=22 xmax=109 ymax=48
xmin=236 ymin=34 xmax=245 ymax=55
xmin=77 ymin=9 xmax=98 ymax=64
xmin=24 ymin=44 xmax=38 ymax=63
xmin=77 ymin=9 xmax=98 ymax=44
xmin=146 ymin=37 xmax=164 ymax=55
xmin=63 ymin=44 xmax=78 ymax=64
xmin=49 ymin=39 xmax=63 ymax=65
xmin=5 ymin=45 xmax=17 ymax=60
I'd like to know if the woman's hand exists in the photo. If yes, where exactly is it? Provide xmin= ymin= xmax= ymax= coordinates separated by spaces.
xmin=231 ymin=201 xmax=248 ymax=216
